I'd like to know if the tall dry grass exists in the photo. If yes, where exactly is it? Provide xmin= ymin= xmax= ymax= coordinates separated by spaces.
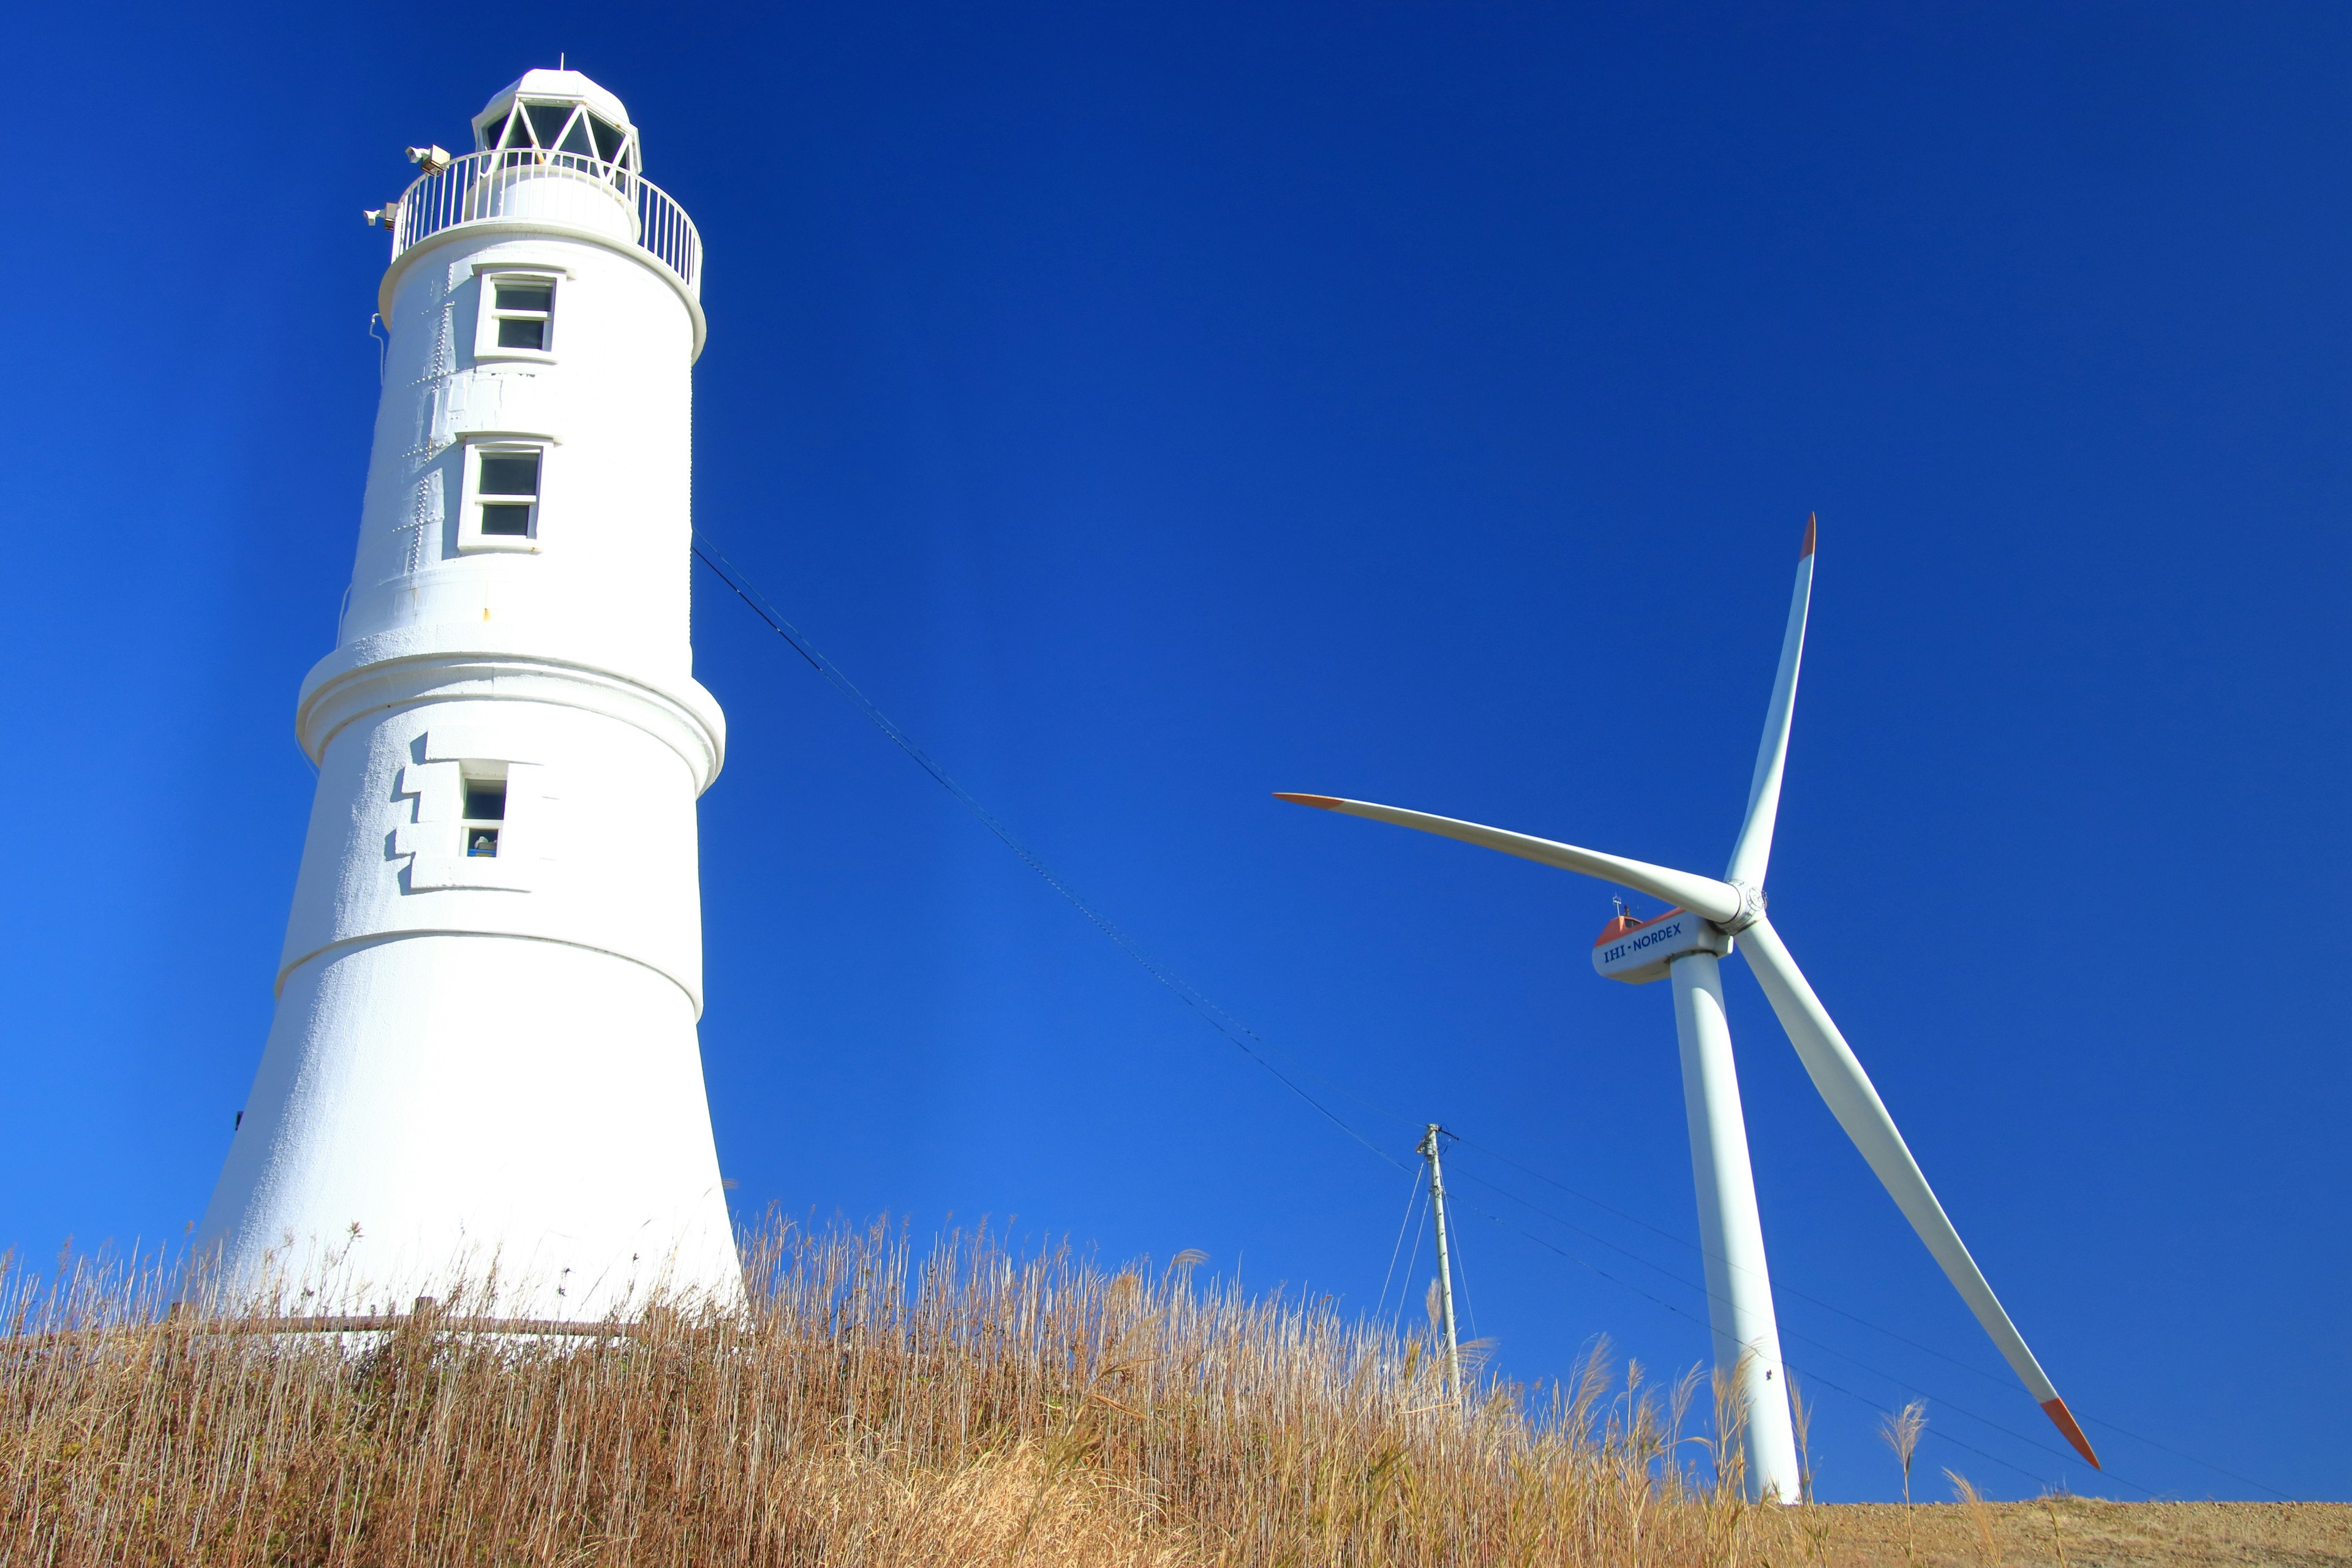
xmin=1 ymin=1217 xmax=1798 ymax=1566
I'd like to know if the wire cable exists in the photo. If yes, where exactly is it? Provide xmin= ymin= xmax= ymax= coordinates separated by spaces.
xmin=1448 ymin=1137 xmax=2291 ymax=1499
xmin=1374 ymin=1165 xmax=1422 ymax=1326
xmin=693 ymin=530 xmax=2267 ymax=1501
xmin=693 ymin=532 xmax=1411 ymax=1177
xmin=1411 ymin=1161 xmax=2135 ymax=1495
xmin=1433 ymin=1183 xmax=2134 ymax=1496
xmin=1395 ymin=1191 xmax=1430 ymax=1337
xmin=1438 ymin=1153 xmax=2171 ymax=1488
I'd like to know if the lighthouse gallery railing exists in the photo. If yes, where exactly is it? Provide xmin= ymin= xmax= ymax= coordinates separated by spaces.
xmin=388 ymin=149 xmax=702 ymax=297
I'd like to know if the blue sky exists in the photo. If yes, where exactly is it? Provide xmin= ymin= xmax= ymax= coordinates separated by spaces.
xmin=2 ymin=1 xmax=2344 ymax=1504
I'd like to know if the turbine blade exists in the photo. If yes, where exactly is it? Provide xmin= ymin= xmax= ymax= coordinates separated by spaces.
xmin=1738 ymin=914 xmax=2101 ymax=1469
xmin=1724 ymin=517 xmax=1816 ymax=890
xmin=1273 ymin=794 xmax=1742 ymax=922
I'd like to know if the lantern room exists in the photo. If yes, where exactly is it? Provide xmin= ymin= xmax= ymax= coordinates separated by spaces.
xmin=471 ymin=69 xmax=641 ymax=178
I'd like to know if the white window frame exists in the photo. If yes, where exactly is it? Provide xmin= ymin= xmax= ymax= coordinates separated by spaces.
xmin=457 ymin=439 xmax=547 ymax=554
xmin=474 ymin=268 xmax=560 ymax=363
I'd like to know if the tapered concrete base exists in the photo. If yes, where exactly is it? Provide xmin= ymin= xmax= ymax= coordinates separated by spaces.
xmin=198 ymin=933 xmax=742 ymax=1320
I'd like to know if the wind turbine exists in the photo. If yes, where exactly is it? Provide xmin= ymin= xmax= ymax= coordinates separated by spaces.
xmin=1277 ymin=517 xmax=2098 ymax=1500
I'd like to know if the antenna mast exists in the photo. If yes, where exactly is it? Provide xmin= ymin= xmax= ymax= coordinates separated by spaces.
xmin=1417 ymin=1123 xmax=1463 ymax=1397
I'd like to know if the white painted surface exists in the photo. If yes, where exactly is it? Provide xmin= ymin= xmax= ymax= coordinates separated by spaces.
xmin=1724 ymin=548 xmax=1813 ymax=893
xmin=206 ymin=935 xmax=737 ymax=1316
xmin=198 ymin=71 xmax=742 ymax=1319
xmin=344 ymin=232 xmax=698 ymax=687
xmin=1277 ymin=795 xmax=1744 ymax=924
xmin=1284 ymin=523 xmax=2093 ymax=1483
xmin=1670 ymin=951 xmax=1803 ymax=1502
xmin=1740 ymin=916 xmax=2064 ymax=1404
xmin=473 ymin=69 xmax=636 ymax=158
xmin=1591 ymin=907 xmax=1727 ymax=985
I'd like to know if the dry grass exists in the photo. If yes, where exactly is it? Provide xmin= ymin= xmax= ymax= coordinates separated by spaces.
xmin=1 ymin=1219 xmax=2338 ymax=1567
xmin=1 ymin=1216 xmax=1776 ymax=1566
xmin=1795 ymin=1498 xmax=2352 ymax=1567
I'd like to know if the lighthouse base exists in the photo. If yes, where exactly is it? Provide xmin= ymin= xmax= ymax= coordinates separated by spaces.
xmin=197 ymin=933 xmax=744 ymax=1321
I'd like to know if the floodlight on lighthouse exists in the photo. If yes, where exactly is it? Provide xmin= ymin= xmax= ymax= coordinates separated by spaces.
xmin=198 ymin=69 xmax=733 ymax=1322
xmin=1276 ymin=517 xmax=2101 ymax=1499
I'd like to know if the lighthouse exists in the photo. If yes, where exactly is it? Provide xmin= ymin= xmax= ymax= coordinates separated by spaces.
xmin=197 ymin=70 xmax=742 ymax=1318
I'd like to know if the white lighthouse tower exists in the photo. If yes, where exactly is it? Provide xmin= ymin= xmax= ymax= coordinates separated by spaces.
xmin=197 ymin=70 xmax=742 ymax=1319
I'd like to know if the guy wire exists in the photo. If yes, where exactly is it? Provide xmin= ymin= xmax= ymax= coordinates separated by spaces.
xmin=694 ymin=527 xmax=2267 ymax=1502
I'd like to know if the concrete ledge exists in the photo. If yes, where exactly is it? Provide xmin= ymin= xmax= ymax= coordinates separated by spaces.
xmin=296 ymin=643 xmax=726 ymax=794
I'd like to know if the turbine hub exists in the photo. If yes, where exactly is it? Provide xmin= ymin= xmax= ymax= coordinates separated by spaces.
xmin=1718 ymin=880 xmax=1767 ymax=935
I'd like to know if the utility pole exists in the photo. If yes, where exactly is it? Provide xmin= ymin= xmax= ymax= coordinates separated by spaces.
xmin=1417 ymin=1123 xmax=1463 ymax=1397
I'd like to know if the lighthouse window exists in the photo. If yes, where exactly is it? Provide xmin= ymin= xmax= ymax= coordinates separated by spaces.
xmin=461 ymin=772 xmax=506 ymax=859
xmin=477 ymin=102 xmax=636 ymax=174
xmin=590 ymin=116 xmax=627 ymax=165
xmin=459 ymin=442 xmax=546 ymax=552
xmin=480 ymin=276 xmax=557 ymax=357
xmin=477 ymin=451 xmax=540 ymax=535
xmin=484 ymin=109 xmax=522 ymax=149
xmin=524 ymin=102 xmax=572 ymax=146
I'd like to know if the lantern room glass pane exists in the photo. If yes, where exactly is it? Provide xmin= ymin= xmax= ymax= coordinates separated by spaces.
xmin=590 ymin=116 xmax=624 ymax=163
xmin=524 ymin=102 xmax=569 ymax=145
xmin=479 ymin=454 xmax=541 ymax=496
xmin=559 ymin=117 xmax=595 ymax=156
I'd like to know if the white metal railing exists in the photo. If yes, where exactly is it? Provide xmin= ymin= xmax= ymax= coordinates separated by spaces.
xmin=387 ymin=149 xmax=701 ymax=296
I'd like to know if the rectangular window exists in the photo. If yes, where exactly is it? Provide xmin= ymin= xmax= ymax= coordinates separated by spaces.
xmin=492 ymin=282 xmax=553 ymax=349
xmin=459 ymin=442 xmax=546 ymax=551
xmin=478 ymin=451 xmax=539 ymax=535
xmin=461 ymin=772 xmax=507 ymax=859
xmin=474 ymin=270 xmax=560 ymax=361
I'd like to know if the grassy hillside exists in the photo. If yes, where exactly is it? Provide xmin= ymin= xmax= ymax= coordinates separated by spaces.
xmin=2 ymin=1221 xmax=2339 ymax=1566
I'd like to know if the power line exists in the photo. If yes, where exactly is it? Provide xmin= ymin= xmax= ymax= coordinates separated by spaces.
xmin=1374 ymin=1165 xmax=1422 ymax=1326
xmin=692 ymin=533 xmax=1410 ymax=1177
xmin=689 ymin=532 xmax=2168 ymax=1495
xmin=1447 ymin=1138 xmax=2291 ymax=1499
xmin=693 ymin=530 xmax=2271 ymax=1502
xmin=1422 ymin=1152 xmax=2167 ymax=1489
xmin=1431 ymin=1183 xmax=2117 ymax=1496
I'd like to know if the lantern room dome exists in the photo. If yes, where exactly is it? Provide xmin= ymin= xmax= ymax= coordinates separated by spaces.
xmin=472 ymin=69 xmax=641 ymax=175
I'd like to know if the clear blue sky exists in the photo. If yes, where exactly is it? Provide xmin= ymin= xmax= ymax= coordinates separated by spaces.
xmin=2 ymin=1 xmax=2343 ymax=1504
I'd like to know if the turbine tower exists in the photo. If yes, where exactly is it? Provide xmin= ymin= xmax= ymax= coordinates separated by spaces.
xmin=197 ymin=70 xmax=742 ymax=1319
xmin=1279 ymin=519 xmax=2098 ymax=1499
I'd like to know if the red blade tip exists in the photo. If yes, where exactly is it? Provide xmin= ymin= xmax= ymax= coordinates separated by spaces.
xmin=2040 ymin=1396 xmax=2101 ymax=1469
xmin=1272 ymin=793 xmax=1343 ymax=809
xmin=1800 ymin=512 xmax=1817 ymax=559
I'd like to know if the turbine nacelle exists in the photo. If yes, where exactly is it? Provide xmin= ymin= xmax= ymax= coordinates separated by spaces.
xmin=1591 ymin=906 xmax=1726 ymax=984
